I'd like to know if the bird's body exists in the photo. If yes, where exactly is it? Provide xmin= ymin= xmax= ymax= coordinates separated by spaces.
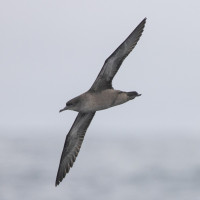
xmin=65 ymin=89 xmax=139 ymax=113
xmin=55 ymin=18 xmax=147 ymax=186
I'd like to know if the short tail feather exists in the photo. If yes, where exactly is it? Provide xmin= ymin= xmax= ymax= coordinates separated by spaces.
xmin=127 ymin=91 xmax=141 ymax=100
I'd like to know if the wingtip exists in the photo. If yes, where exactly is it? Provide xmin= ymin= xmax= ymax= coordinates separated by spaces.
xmin=141 ymin=17 xmax=147 ymax=25
xmin=55 ymin=173 xmax=65 ymax=187
xmin=55 ymin=171 xmax=63 ymax=187
xmin=135 ymin=17 xmax=147 ymax=33
xmin=55 ymin=179 xmax=60 ymax=187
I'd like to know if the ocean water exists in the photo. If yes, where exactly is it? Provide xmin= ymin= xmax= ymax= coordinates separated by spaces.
xmin=1 ymin=131 xmax=200 ymax=200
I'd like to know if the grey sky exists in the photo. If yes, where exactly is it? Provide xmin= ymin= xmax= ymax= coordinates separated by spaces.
xmin=1 ymin=0 xmax=199 ymax=135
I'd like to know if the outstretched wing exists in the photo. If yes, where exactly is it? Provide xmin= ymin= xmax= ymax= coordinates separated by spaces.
xmin=90 ymin=18 xmax=146 ymax=92
xmin=55 ymin=112 xmax=95 ymax=186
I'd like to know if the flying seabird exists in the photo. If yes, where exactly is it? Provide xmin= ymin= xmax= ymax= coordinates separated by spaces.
xmin=55 ymin=18 xmax=146 ymax=186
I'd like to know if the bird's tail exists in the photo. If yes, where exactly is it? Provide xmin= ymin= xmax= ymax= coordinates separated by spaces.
xmin=127 ymin=91 xmax=141 ymax=100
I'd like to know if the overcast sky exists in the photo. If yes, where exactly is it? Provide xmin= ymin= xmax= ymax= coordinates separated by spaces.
xmin=1 ymin=0 xmax=199 ymax=136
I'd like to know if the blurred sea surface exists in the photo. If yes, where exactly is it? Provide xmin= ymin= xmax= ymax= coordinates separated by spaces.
xmin=1 ymin=130 xmax=200 ymax=200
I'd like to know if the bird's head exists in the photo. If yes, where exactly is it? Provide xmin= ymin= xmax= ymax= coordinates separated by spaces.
xmin=59 ymin=97 xmax=80 ymax=112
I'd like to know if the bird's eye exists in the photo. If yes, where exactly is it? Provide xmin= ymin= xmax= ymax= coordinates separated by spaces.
xmin=66 ymin=102 xmax=72 ymax=107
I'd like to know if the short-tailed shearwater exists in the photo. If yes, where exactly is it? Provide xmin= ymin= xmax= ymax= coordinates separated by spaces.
xmin=55 ymin=18 xmax=146 ymax=186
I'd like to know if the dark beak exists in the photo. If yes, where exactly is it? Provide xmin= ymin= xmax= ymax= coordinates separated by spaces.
xmin=137 ymin=94 xmax=142 ymax=96
xmin=59 ymin=106 xmax=68 ymax=113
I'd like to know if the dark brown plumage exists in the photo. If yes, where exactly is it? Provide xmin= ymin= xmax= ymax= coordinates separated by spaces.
xmin=56 ymin=18 xmax=146 ymax=186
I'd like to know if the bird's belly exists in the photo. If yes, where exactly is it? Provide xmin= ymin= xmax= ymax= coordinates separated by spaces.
xmin=80 ymin=90 xmax=128 ymax=112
